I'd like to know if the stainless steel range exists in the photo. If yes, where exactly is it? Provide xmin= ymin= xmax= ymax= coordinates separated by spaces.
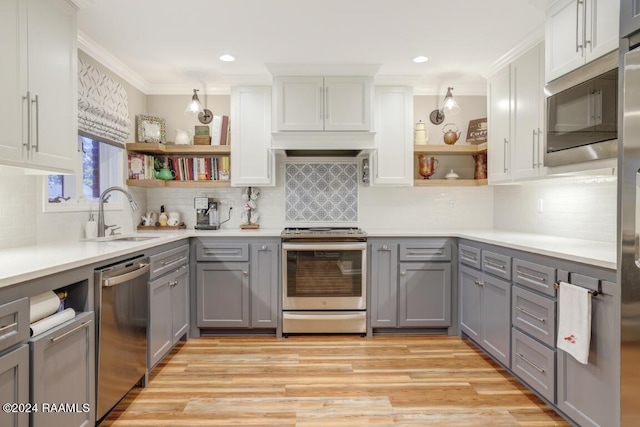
xmin=281 ymin=227 xmax=367 ymax=334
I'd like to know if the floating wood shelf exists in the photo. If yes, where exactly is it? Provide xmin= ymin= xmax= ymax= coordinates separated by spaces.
xmin=414 ymin=143 xmax=487 ymax=154
xmin=126 ymin=179 xmax=231 ymax=188
xmin=413 ymin=179 xmax=488 ymax=187
xmin=126 ymin=142 xmax=231 ymax=155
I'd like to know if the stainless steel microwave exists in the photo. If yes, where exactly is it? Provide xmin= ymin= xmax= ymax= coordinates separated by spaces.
xmin=544 ymin=50 xmax=618 ymax=167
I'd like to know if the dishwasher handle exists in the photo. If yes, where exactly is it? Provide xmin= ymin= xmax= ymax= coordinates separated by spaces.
xmin=102 ymin=263 xmax=150 ymax=287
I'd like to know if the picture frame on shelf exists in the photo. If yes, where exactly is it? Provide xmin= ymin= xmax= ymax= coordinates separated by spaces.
xmin=465 ymin=118 xmax=487 ymax=144
xmin=136 ymin=114 xmax=166 ymax=143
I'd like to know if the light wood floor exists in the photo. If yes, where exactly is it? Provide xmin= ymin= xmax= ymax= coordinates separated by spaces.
xmin=100 ymin=335 xmax=570 ymax=426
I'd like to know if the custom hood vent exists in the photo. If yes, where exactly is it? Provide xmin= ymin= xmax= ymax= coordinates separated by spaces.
xmin=271 ymin=131 xmax=376 ymax=157
xmin=284 ymin=149 xmax=363 ymax=157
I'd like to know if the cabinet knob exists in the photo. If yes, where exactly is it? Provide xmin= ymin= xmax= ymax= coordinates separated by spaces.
xmin=261 ymin=245 xmax=267 ymax=250
xmin=401 ymin=271 xmax=406 ymax=276
xmin=474 ymin=280 xmax=485 ymax=286
xmin=243 ymin=271 xmax=249 ymax=276
xmin=382 ymin=245 xmax=388 ymax=250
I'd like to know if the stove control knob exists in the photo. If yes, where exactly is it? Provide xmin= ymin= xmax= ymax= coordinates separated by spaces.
xmin=348 ymin=229 xmax=354 ymax=234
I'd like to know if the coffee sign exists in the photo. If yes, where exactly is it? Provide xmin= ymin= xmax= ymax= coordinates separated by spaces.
xmin=466 ymin=118 xmax=487 ymax=143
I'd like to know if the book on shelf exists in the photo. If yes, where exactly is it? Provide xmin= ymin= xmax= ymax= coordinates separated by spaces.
xmin=128 ymin=154 xmax=146 ymax=179
xmin=211 ymin=115 xmax=229 ymax=146
xmin=164 ymin=155 xmax=230 ymax=182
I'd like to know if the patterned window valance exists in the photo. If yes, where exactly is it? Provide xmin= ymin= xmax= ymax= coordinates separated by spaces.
xmin=78 ymin=57 xmax=131 ymax=147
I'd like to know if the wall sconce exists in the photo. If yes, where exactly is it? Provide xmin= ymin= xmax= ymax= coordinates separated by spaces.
xmin=429 ymin=87 xmax=460 ymax=125
xmin=185 ymin=89 xmax=213 ymax=124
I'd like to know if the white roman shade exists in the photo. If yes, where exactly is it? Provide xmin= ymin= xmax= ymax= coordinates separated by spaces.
xmin=78 ymin=57 xmax=131 ymax=146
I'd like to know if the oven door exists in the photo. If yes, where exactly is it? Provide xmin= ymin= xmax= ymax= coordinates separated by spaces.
xmin=282 ymin=242 xmax=366 ymax=310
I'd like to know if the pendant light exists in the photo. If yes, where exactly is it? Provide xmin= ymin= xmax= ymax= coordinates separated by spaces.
xmin=429 ymin=87 xmax=460 ymax=125
xmin=185 ymin=89 xmax=213 ymax=124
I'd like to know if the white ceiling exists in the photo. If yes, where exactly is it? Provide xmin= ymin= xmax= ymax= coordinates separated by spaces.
xmin=77 ymin=0 xmax=547 ymax=95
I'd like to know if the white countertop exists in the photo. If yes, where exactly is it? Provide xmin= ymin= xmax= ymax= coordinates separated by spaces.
xmin=0 ymin=227 xmax=616 ymax=290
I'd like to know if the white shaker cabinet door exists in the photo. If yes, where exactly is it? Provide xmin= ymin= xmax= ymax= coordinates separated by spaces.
xmin=0 ymin=0 xmax=27 ymax=165
xmin=372 ymin=86 xmax=413 ymax=186
xmin=274 ymin=76 xmax=324 ymax=131
xmin=324 ymin=77 xmax=372 ymax=131
xmin=231 ymin=86 xmax=275 ymax=186
xmin=545 ymin=0 xmax=585 ymax=83
xmin=585 ymin=0 xmax=619 ymax=63
xmin=26 ymin=0 xmax=78 ymax=173
xmin=487 ymin=66 xmax=511 ymax=183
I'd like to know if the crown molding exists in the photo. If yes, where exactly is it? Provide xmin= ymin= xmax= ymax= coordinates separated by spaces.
xmin=484 ymin=25 xmax=545 ymax=78
xmin=147 ymin=75 xmax=273 ymax=95
xmin=77 ymin=30 xmax=151 ymax=94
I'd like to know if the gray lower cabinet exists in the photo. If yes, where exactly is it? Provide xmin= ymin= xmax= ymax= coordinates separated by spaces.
xmin=197 ymin=262 xmax=250 ymax=328
xmin=556 ymin=281 xmax=616 ymax=427
xmin=399 ymin=262 xmax=451 ymax=327
xmin=250 ymin=243 xmax=279 ymax=328
xmin=149 ymin=265 xmax=189 ymax=369
xmin=369 ymin=239 xmax=452 ymax=331
xmin=459 ymin=264 xmax=511 ymax=367
xmin=29 ymin=311 xmax=95 ymax=427
xmin=0 ymin=344 xmax=29 ymax=427
xmin=370 ymin=243 xmax=398 ymax=327
xmin=195 ymin=239 xmax=279 ymax=331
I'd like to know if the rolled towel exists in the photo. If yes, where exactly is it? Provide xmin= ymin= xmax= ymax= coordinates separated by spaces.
xmin=30 ymin=308 xmax=76 ymax=337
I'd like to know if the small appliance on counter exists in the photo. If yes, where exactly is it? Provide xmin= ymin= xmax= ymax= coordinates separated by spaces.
xmin=194 ymin=197 xmax=232 ymax=230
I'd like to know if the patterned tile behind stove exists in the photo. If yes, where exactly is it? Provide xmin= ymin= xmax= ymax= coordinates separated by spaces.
xmin=285 ymin=162 xmax=358 ymax=222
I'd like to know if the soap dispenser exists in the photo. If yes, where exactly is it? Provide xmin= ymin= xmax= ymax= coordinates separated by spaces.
xmin=158 ymin=205 xmax=168 ymax=227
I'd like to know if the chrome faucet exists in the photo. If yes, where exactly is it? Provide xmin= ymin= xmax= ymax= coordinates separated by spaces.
xmin=97 ymin=186 xmax=139 ymax=237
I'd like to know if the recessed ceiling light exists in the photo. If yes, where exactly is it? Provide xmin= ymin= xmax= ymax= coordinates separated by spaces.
xmin=413 ymin=56 xmax=429 ymax=63
xmin=219 ymin=54 xmax=235 ymax=62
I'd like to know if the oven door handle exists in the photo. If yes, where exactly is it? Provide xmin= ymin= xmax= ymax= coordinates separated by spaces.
xmin=282 ymin=242 xmax=367 ymax=251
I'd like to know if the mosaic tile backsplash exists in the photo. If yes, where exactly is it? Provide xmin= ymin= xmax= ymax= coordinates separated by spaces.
xmin=285 ymin=162 xmax=358 ymax=222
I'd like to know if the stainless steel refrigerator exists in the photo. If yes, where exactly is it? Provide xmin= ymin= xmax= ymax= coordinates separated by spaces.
xmin=620 ymin=30 xmax=640 ymax=427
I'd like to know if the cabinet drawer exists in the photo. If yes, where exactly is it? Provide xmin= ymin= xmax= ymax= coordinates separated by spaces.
xmin=0 ymin=297 xmax=29 ymax=354
xmin=459 ymin=244 xmax=481 ymax=269
xmin=512 ymin=285 xmax=556 ymax=348
xmin=399 ymin=240 xmax=451 ymax=262
xmin=513 ymin=259 xmax=556 ymax=297
xmin=482 ymin=251 xmax=511 ymax=280
xmin=511 ymin=328 xmax=555 ymax=403
xmin=196 ymin=243 xmax=249 ymax=262
xmin=149 ymin=244 xmax=189 ymax=279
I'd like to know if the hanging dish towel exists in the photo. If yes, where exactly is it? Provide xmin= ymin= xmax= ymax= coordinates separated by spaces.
xmin=556 ymin=281 xmax=592 ymax=364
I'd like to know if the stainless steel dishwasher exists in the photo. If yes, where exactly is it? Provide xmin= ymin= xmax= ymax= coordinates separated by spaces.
xmin=95 ymin=256 xmax=150 ymax=421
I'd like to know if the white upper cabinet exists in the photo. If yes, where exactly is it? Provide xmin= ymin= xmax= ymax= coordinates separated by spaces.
xmin=274 ymin=76 xmax=372 ymax=131
xmin=488 ymin=43 xmax=545 ymax=184
xmin=487 ymin=66 xmax=511 ymax=183
xmin=371 ymin=87 xmax=413 ymax=186
xmin=545 ymin=0 xmax=619 ymax=83
xmin=0 ymin=0 xmax=78 ymax=173
xmin=230 ymin=86 xmax=275 ymax=187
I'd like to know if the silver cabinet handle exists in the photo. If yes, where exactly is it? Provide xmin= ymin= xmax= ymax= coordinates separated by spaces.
xmin=407 ymin=249 xmax=444 ymax=256
xmin=516 ymin=269 xmax=546 ymax=282
xmin=503 ymin=138 xmax=509 ymax=173
xmin=474 ymin=280 xmax=485 ymax=286
xmin=319 ymin=86 xmax=323 ymax=120
xmin=204 ymin=250 xmax=239 ymax=256
xmin=162 ymin=256 xmax=186 ymax=266
xmin=537 ymin=128 xmax=542 ymax=167
xmin=516 ymin=352 xmax=545 ymax=373
xmin=532 ymin=129 xmax=537 ymax=168
xmin=32 ymin=95 xmax=39 ymax=152
xmin=484 ymin=260 xmax=506 ymax=271
xmin=576 ymin=0 xmax=584 ymax=52
xmin=325 ymin=86 xmax=329 ymax=120
xmin=516 ymin=306 xmax=545 ymax=322
xmin=51 ymin=320 xmax=92 ymax=342
xmin=22 ymin=92 xmax=31 ymax=151
xmin=0 ymin=322 xmax=18 ymax=334
xmin=583 ymin=0 xmax=589 ymax=51
xmin=169 ymin=280 xmax=178 ymax=287
xmin=461 ymin=254 xmax=477 ymax=262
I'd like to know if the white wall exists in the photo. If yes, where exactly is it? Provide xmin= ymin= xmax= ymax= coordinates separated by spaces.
xmin=493 ymin=177 xmax=617 ymax=243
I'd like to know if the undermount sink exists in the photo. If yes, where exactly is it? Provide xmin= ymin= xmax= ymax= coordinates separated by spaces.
xmin=111 ymin=236 xmax=158 ymax=242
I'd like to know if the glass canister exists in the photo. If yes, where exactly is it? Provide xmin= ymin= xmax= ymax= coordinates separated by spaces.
xmin=414 ymin=120 xmax=429 ymax=145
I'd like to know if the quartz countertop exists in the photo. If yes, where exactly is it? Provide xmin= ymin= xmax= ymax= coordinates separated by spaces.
xmin=0 ymin=227 xmax=616 ymax=290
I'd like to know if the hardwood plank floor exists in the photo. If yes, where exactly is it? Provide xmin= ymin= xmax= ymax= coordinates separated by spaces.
xmin=100 ymin=335 xmax=570 ymax=426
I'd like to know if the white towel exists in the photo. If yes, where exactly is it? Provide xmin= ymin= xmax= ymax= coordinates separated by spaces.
xmin=556 ymin=281 xmax=592 ymax=364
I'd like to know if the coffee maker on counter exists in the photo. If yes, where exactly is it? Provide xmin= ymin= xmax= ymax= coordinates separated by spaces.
xmin=194 ymin=197 xmax=232 ymax=230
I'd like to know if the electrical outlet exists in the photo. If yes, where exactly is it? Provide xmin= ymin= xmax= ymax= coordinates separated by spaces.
xmin=537 ymin=198 xmax=544 ymax=213
xmin=449 ymin=200 xmax=456 ymax=212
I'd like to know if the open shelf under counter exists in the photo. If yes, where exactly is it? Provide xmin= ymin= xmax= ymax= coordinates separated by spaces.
xmin=126 ymin=179 xmax=231 ymax=188
xmin=126 ymin=142 xmax=231 ymax=155
xmin=414 ymin=143 xmax=487 ymax=154
xmin=414 ymin=178 xmax=488 ymax=187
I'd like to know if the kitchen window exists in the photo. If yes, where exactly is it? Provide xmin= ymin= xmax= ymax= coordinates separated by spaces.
xmin=44 ymin=134 xmax=123 ymax=212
